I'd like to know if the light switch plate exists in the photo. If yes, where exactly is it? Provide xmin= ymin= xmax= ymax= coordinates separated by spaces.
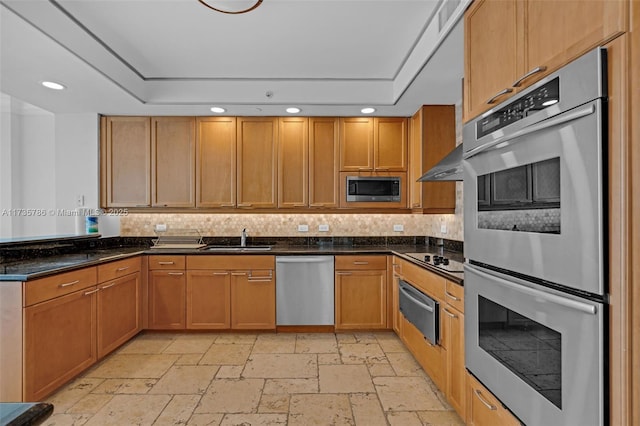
xmin=155 ymin=223 xmax=167 ymax=232
xmin=298 ymin=224 xmax=309 ymax=232
xmin=440 ymin=223 xmax=447 ymax=234
xmin=318 ymin=224 xmax=329 ymax=232
xmin=393 ymin=224 xmax=404 ymax=232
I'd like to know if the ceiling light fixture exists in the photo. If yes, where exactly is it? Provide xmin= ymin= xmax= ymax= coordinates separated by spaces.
xmin=210 ymin=106 xmax=226 ymax=113
xmin=286 ymin=107 xmax=301 ymax=114
xmin=361 ymin=107 xmax=376 ymax=114
xmin=41 ymin=81 xmax=65 ymax=90
xmin=198 ymin=0 xmax=262 ymax=14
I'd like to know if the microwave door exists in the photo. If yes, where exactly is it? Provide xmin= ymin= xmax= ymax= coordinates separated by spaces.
xmin=463 ymin=99 xmax=605 ymax=296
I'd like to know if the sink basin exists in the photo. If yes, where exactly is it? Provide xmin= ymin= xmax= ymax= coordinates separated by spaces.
xmin=203 ymin=245 xmax=272 ymax=252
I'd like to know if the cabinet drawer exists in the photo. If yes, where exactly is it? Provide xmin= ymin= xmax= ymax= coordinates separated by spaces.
xmin=148 ymin=255 xmax=185 ymax=270
xmin=97 ymin=256 xmax=141 ymax=283
xmin=445 ymin=280 xmax=464 ymax=313
xmin=186 ymin=255 xmax=274 ymax=270
xmin=466 ymin=372 xmax=521 ymax=426
xmin=401 ymin=260 xmax=445 ymax=301
xmin=24 ymin=267 xmax=97 ymax=307
xmin=335 ymin=255 xmax=386 ymax=270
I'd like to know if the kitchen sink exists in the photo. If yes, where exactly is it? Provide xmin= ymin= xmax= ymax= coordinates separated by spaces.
xmin=203 ymin=245 xmax=272 ymax=252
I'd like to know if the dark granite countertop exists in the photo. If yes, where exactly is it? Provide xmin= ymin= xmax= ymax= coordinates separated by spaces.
xmin=0 ymin=236 xmax=463 ymax=284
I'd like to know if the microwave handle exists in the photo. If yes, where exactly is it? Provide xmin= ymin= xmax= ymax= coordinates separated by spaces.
xmin=464 ymin=104 xmax=595 ymax=160
xmin=465 ymin=264 xmax=598 ymax=315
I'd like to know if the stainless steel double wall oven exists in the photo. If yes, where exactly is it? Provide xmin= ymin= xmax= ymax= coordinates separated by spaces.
xmin=463 ymin=47 xmax=608 ymax=426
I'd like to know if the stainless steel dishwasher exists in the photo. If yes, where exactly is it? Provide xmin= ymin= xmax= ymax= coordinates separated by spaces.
xmin=275 ymin=256 xmax=334 ymax=325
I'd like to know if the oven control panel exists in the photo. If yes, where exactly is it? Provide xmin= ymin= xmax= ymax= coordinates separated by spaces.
xmin=477 ymin=77 xmax=560 ymax=139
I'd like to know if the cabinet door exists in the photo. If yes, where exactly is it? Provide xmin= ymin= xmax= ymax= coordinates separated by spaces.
xmin=335 ymin=269 xmax=386 ymax=330
xmin=24 ymin=288 xmax=97 ymax=401
xmin=237 ymin=118 xmax=278 ymax=208
xmin=340 ymin=118 xmax=373 ymax=171
xmin=102 ymin=116 xmax=151 ymax=207
xmin=409 ymin=109 xmax=423 ymax=209
xmin=278 ymin=117 xmax=309 ymax=208
xmin=196 ymin=117 xmax=237 ymax=208
xmin=464 ymin=0 xmax=521 ymax=121
xmin=466 ymin=372 xmax=521 ymax=426
xmin=148 ymin=271 xmax=186 ymax=329
xmin=443 ymin=306 xmax=466 ymax=419
xmin=186 ymin=270 xmax=231 ymax=329
xmin=97 ymin=272 xmax=141 ymax=359
xmin=374 ymin=117 xmax=407 ymax=171
xmin=151 ymin=117 xmax=196 ymax=207
xmin=309 ymin=117 xmax=340 ymax=208
xmin=230 ymin=270 xmax=275 ymax=329
xmin=523 ymin=0 xmax=627 ymax=89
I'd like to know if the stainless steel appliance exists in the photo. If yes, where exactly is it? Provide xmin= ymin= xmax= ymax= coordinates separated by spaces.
xmin=346 ymin=176 xmax=401 ymax=202
xmin=275 ymin=256 xmax=334 ymax=325
xmin=398 ymin=279 xmax=439 ymax=345
xmin=463 ymin=47 xmax=607 ymax=426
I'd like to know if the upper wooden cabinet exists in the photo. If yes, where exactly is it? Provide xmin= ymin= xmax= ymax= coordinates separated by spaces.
xmin=237 ymin=117 xmax=278 ymax=208
xmin=101 ymin=116 xmax=151 ymax=207
xmin=196 ymin=117 xmax=237 ymax=208
xmin=463 ymin=0 xmax=627 ymax=122
xmin=340 ymin=117 xmax=407 ymax=172
xmin=278 ymin=117 xmax=309 ymax=208
xmin=309 ymin=117 xmax=340 ymax=208
xmin=408 ymin=106 xmax=456 ymax=214
xmin=151 ymin=117 xmax=196 ymax=207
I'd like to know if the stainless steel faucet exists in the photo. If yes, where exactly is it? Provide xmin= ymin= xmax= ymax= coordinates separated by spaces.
xmin=241 ymin=228 xmax=247 ymax=247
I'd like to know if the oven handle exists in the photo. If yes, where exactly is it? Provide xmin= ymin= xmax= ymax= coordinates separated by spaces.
xmin=399 ymin=285 xmax=434 ymax=312
xmin=463 ymin=104 xmax=595 ymax=160
xmin=466 ymin=264 xmax=598 ymax=315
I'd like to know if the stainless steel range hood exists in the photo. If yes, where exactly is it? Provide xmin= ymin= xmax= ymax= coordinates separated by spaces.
xmin=418 ymin=144 xmax=463 ymax=181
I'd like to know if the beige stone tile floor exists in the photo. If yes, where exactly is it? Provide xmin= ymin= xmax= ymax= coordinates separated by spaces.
xmin=43 ymin=332 xmax=464 ymax=425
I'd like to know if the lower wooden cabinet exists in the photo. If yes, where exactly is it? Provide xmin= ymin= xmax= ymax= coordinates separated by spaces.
xmin=230 ymin=270 xmax=276 ymax=329
xmin=400 ymin=312 xmax=447 ymax=391
xmin=97 ymin=272 xmax=142 ymax=358
xmin=466 ymin=372 xmax=521 ymax=426
xmin=148 ymin=270 xmax=186 ymax=329
xmin=335 ymin=255 xmax=388 ymax=330
xmin=186 ymin=270 xmax=231 ymax=329
xmin=23 ymin=287 xmax=97 ymax=401
xmin=443 ymin=299 xmax=465 ymax=418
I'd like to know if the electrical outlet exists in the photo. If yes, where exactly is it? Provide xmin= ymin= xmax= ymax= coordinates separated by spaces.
xmin=76 ymin=195 xmax=84 ymax=207
xmin=393 ymin=224 xmax=404 ymax=232
xmin=440 ymin=222 xmax=448 ymax=234
xmin=318 ymin=224 xmax=329 ymax=232
xmin=298 ymin=224 xmax=309 ymax=232
xmin=155 ymin=223 xmax=167 ymax=232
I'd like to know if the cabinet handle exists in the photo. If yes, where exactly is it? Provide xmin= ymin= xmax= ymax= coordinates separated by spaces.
xmin=101 ymin=282 xmax=117 ymax=290
xmin=336 ymin=271 xmax=352 ymax=275
xmin=293 ymin=203 xmax=307 ymax=207
xmin=486 ymin=88 xmax=513 ymax=105
xmin=221 ymin=204 xmax=235 ymax=207
xmin=83 ymin=288 xmax=100 ymax=296
xmin=248 ymin=277 xmax=273 ymax=282
xmin=445 ymin=291 xmax=460 ymax=301
xmin=443 ymin=308 xmax=458 ymax=319
xmin=59 ymin=280 xmax=80 ymax=288
xmin=167 ymin=272 xmax=184 ymax=276
xmin=116 ymin=266 xmax=130 ymax=272
xmin=357 ymin=167 xmax=373 ymax=171
xmin=231 ymin=272 xmax=247 ymax=276
xmin=237 ymin=203 xmax=253 ymax=207
xmin=512 ymin=65 xmax=547 ymax=87
xmin=473 ymin=389 xmax=497 ymax=411
xmin=353 ymin=261 xmax=369 ymax=265
xmin=212 ymin=272 xmax=229 ymax=276
xmin=248 ymin=271 xmax=272 ymax=281
xmin=158 ymin=261 xmax=175 ymax=265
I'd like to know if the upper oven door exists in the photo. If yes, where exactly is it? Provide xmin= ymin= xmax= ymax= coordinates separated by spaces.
xmin=463 ymin=99 xmax=605 ymax=296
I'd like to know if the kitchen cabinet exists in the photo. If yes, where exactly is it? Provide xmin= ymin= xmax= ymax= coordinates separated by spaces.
xmin=186 ymin=255 xmax=275 ymax=330
xmin=309 ymin=117 xmax=340 ymax=208
xmin=442 ymin=280 xmax=465 ymax=419
xmin=278 ymin=117 xmax=309 ymax=208
xmin=466 ymin=372 xmax=521 ymax=426
xmin=96 ymin=257 xmax=142 ymax=358
xmin=339 ymin=117 xmax=407 ymax=172
xmin=101 ymin=116 xmax=151 ymax=207
xmin=408 ymin=105 xmax=456 ymax=213
xmin=151 ymin=117 xmax=196 ymax=207
xmin=463 ymin=0 xmax=627 ymax=121
xmin=22 ymin=267 xmax=99 ymax=401
xmin=237 ymin=117 xmax=278 ymax=208
xmin=390 ymin=258 xmax=403 ymax=335
xmin=335 ymin=255 xmax=387 ymax=330
xmin=195 ymin=116 xmax=237 ymax=208
xmin=148 ymin=256 xmax=186 ymax=329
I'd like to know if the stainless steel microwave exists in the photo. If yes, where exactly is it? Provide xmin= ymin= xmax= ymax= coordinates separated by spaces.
xmin=346 ymin=176 xmax=401 ymax=202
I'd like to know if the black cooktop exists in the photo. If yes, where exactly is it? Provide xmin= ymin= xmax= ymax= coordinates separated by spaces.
xmin=404 ymin=252 xmax=465 ymax=274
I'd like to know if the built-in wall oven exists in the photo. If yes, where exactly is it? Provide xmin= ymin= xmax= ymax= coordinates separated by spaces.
xmin=463 ymin=47 xmax=607 ymax=426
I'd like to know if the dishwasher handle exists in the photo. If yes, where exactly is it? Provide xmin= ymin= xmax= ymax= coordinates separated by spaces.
xmin=276 ymin=256 xmax=333 ymax=264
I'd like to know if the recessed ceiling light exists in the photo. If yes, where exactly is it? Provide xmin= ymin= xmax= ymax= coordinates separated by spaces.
xmin=361 ymin=107 xmax=376 ymax=114
xmin=210 ymin=107 xmax=226 ymax=113
xmin=286 ymin=107 xmax=301 ymax=114
xmin=41 ymin=81 xmax=65 ymax=90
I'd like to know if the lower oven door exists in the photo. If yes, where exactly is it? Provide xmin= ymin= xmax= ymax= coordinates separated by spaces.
xmin=398 ymin=280 xmax=439 ymax=345
xmin=464 ymin=263 xmax=604 ymax=426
